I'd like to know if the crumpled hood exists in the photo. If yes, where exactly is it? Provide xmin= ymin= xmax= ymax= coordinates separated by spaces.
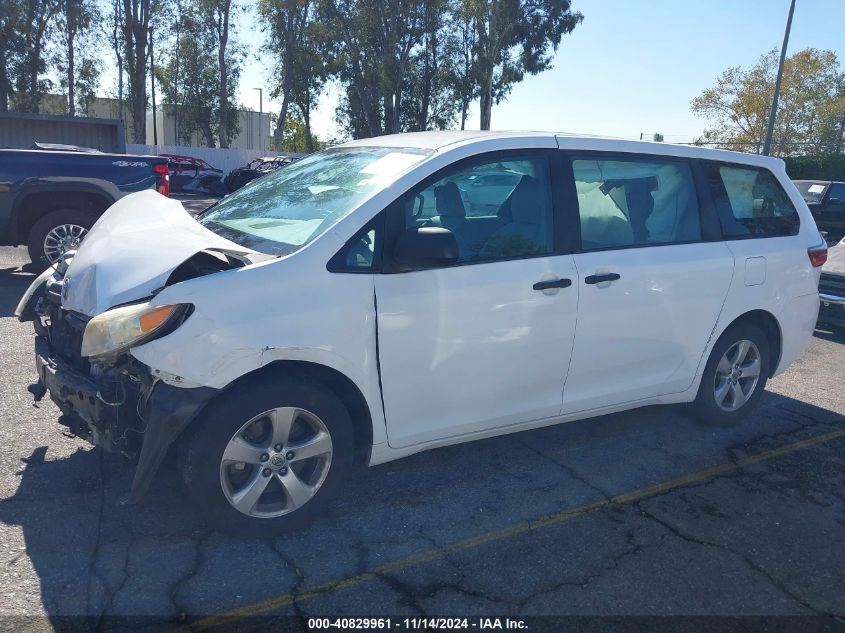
xmin=823 ymin=243 xmax=845 ymax=276
xmin=62 ymin=190 xmax=257 ymax=316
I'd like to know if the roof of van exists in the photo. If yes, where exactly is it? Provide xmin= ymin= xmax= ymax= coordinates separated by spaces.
xmin=341 ymin=130 xmax=785 ymax=170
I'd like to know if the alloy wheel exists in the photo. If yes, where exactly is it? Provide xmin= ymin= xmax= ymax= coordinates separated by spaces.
xmin=713 ymin=339 xmax=762 ymax=412
xmin=43 ymin=223 xmax=88 ymax=264
xmin=219 ymin=407 xmax=333 ymax=518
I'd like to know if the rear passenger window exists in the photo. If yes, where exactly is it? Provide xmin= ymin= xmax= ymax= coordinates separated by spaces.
xmin=706 ymin=164 xmax=800 ymax=238
xmin=572 ymin=157 xmax=701 ymax=250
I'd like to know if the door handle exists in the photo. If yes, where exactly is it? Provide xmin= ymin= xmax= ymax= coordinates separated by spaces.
xmin=585 ymin=273 xmax=621 ymax=285
xmin=533 ymin=278 xmax=572 ymax=291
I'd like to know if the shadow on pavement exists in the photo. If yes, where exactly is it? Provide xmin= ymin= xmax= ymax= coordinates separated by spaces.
xmin=0 ymin=264 xmax=35 ymax=317
xmin=1 ymin=388 xmax=843 ymax=626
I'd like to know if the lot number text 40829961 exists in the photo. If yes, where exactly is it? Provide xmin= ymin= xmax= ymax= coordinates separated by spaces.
xmin=307 ymin=618 xmax=529 ymax=630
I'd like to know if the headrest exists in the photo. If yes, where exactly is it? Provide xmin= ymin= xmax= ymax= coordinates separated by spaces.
xmin=434 ymin=181 xmax=466 ymax=218
xmin=510 ymin=177 xmax=543 ymax=224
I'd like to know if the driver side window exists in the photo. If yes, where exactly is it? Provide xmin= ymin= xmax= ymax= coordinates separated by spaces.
xmin=402 ymin=155 xmax=554 ymax=263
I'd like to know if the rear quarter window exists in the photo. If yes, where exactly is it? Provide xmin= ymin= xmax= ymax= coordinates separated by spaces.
xmin=705 ymin=163 xmax=800 ymax=238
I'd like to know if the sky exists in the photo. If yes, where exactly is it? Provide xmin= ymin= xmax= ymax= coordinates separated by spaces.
xmin=233 ymin=0 xmax=845 ymax=143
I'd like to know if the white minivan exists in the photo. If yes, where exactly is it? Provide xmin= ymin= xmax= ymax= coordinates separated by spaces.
xmin=17 ymin=132 xmax=825 ymax=534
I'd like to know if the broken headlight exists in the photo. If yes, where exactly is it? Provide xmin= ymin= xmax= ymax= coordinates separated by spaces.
xmin=81 ymin=301 xmax=192 ymax=359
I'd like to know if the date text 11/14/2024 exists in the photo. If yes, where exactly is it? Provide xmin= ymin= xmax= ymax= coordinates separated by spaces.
xmin=307 ymin=618 xmax=529 ymax=630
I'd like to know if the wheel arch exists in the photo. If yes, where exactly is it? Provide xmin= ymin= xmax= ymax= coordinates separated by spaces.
xmin=718 ymin=309 xmax=783 ymax=377
xmin=13 ymin=188 xmax=113 ymax=244
xmin=180 ymin=359 xmax=375 ymax=464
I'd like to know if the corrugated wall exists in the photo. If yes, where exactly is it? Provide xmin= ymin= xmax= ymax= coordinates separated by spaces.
xmin=126 ymin=144 xmax=305 ymax=174
xmin=0 ymin=112 xmax=125 ymax=152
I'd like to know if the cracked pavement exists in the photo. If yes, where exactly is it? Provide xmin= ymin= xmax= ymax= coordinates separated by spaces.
xmin=1 ymin=242 xmax=844 ymax=629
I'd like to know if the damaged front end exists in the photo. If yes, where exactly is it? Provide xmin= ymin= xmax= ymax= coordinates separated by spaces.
xmin=17 ymin=253 xmax=231 ymax=503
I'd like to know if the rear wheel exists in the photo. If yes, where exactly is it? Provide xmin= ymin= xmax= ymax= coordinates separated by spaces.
xmin=181 ymin=377 xmax=355 ymax=536
xmin=691 ymin=322 xmax=770 ymax=426
xmin=27 ymin=209 xmax=95 ymax=267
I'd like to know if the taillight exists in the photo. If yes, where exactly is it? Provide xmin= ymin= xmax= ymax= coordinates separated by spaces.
xmin=153 ymin=163 xmax=170 ymax=197
xmin=808 ymin=243 xmax=828 ymax=267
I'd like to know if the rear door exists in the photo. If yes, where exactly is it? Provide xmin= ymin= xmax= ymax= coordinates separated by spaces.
xmin=374 ymin=150 xmax=580 ymax=448
xmin=559 ymin=151 xmax=734 ymax=414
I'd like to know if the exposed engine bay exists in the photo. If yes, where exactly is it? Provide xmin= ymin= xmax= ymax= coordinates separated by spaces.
xmin=19 ymin=250 xmax=228 ymax=502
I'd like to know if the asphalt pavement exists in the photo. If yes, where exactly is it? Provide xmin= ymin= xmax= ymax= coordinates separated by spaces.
xmin=1 ymin=228 xmax=844 ymax=630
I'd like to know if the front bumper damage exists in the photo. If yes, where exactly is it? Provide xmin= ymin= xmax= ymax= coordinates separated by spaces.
xmin=26 ymin=272 xmax=216 ymax=503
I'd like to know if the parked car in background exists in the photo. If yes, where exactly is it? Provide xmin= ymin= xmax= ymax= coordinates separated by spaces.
xmin=793 ymin=180 xmax=845 ymax=245
xmin=162 ymin=154 xmax=227 ymax=197
xmin=0 ymin=146 xmax=169 ymax=266
xmin=817 ymin=235 xmax=845 ymax=329
xmin=224 ymin=155 xmax=301 ymax=193
xmin=17 ymin=132 xmax=824 ymax=535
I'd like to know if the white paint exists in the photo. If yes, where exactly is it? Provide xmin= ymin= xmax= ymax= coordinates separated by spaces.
xmin=56 ymin=132 xmax=821 ymax=469
xmin=62 ymin=190 xmax=258 ymax=316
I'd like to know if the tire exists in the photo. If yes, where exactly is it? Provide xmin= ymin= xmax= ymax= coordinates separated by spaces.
xmin=27 ymin=209 xmax=96 ymax=268
xmin=180 ymin=376 xmax=355 ymax=537
xmin=691 ymin=321 xmax=770 ymax=426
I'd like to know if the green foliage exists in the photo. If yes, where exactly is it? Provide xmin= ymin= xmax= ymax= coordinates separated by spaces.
xmin=784 ymin=154 xmax=845 ymax=181
xmin=468 ymin=0 xmax=583 ymax=129
xmin=156 ymin=1 xmax=241 ymax=147
xmin=692 ymin=48 xmax=845 ymax=156
xmin=279 ymin=113 xmax=328 ymax=152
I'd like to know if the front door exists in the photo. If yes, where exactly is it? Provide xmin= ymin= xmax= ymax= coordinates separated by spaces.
xmin=375 ymin=151 xmax=579 ymax=448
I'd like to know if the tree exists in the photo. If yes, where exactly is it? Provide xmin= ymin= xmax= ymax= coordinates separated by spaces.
xmin=692 ymin=48 xmax=845 ymax=156
xmin=453 ymin=1 xmax=478 ymax=130
xmin=467 ymin=0 xmax=582 ymax=130
xmin=11 ymin=0 xmax=58 ymax=113
xmin=279 ymin=111 xmax=327 ymax=151
xmin=0 ymin=1 xmax=24 ymax=111
xmin=401 ymin=0 xmax=461 ymax=131
xmin=156 ymin=13 xmax=225 ymax=146
xmin=259 ymin=0 xmax=320 ymax=149
xmin=194 ymin=0 xmax=242 ymax=147
xmin=321 ymin=0 xmax=428 ymax=138
xmin=121 ymin=0 xmax=168 ymax=143
xmin=54 ymin=0 xmax=101 ymax=115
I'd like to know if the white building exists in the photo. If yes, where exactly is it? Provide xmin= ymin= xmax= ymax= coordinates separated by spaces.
xmin=145 ymin=105 xmax=272 ymax=150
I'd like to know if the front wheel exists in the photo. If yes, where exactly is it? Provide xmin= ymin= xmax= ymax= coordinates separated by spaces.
xmin=691 ymin=322 xmax=770 ymax=426
xmin=181 ymin=377 xmax=355 ymax=536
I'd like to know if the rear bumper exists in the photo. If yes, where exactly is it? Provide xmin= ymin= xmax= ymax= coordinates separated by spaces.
xmin=774 ymin=293 xmax=820 ymax=377
xmin=34 ymin=334 xmax=217 ymax=502
xmin=818 ymin=293 xmax=845 ymax=327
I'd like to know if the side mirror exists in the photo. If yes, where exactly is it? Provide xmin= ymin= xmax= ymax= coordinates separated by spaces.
xmin=393 ymin=227 xmax=458 ymax=272
xmin=829 ymin=198 xmax=841 ymax=205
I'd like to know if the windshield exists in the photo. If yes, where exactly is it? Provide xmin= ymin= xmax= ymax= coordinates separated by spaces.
xmin=794 ymin=181 xmax=828 ymax=204
xmin=200 ymin=146 xmax=432 ymax=255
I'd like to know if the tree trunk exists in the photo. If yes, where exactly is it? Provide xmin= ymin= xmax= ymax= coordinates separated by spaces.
xmin=274 ymin=94 xmax=290 ymax=150
xmin=67 ymin=28 xmax=76 ymax=115
xmin=479 ymin=70 xmax=493 ymax=130
xmin=217 ymin=1 xmax=231 ymax=148
xmin=302 ymin=101 xmax=313 ymax=153
xmin=0 ymin=53 xmax=8 ymax=112
xmin=130 ymin=34 xmax=147 ymax=143
xmin=201 ymin=120 xmax=215 ymax=147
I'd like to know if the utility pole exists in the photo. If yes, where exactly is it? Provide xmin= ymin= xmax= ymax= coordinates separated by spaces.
xmin=253 ymin=87 xmax=263 ymax=150
xmin=150 ymin=28 xmax=158 ymax=146
xmin=763 ymin=0 xmax=796 ymax=156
